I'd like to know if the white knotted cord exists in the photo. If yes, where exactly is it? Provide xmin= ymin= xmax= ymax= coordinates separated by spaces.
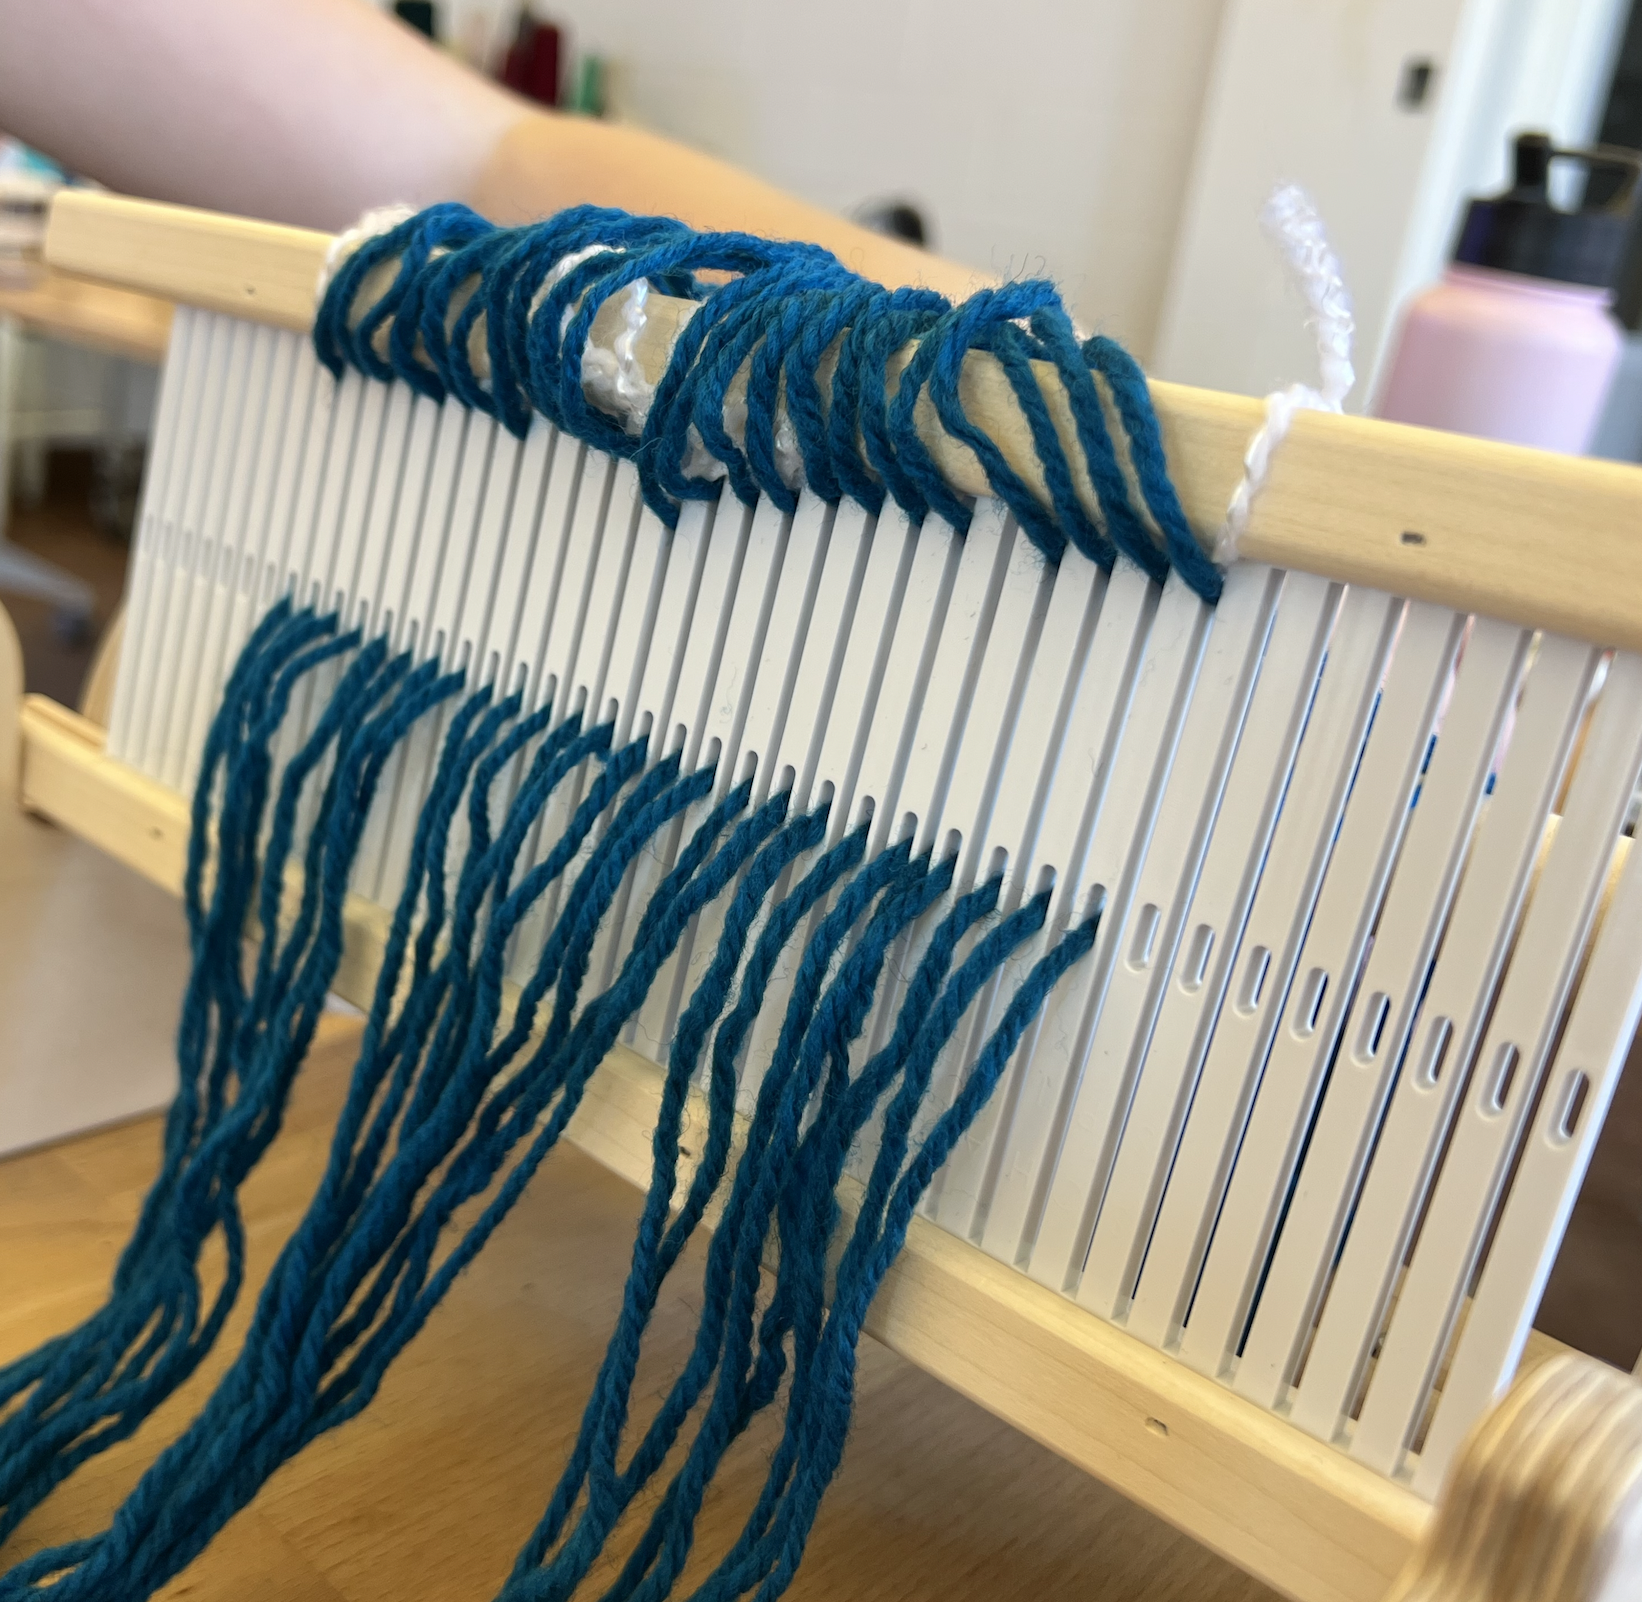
xmin=1216 ymin=184 xmax=1355 ymax=563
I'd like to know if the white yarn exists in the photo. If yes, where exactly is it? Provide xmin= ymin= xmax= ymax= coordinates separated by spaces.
xmin=319 ymin=211 xmax=694 ymax=448
xmin=1216 ymin=184 xmax=1355 ymax=562
xmin=315 ymin=203 xmax=418 ymax=299
xmin=535 ymin=246 xmax=657 ymax=435
xmin=324 ymin=212 xmax=661 ymax=429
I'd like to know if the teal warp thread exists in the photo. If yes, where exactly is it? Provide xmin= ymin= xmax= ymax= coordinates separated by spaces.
xmin=501 ymin=844 xmax=942 ymax=1602
xmin=780 ymin=284 xmax=876 ymax=507
xmin=756 ymin=879 xmax=1007 ymax=1414
xmin=850 ymin=292 xmax=953 ymax=528
xmin=573 ymin=857 xmax=959 ymax=1602
xmin=325 ymin=691 xmax=559 ymax=1222
xmin=311 ymin=202 xmax=1223 ymax=602
xmin=301 ymin=783 xmax=779 ymax=1435
xmin=504 ymin=817 xmax=869 ymax=1588
xmin=1081 ymin=333 xmax=1224 ymax=603
xmin=1010 ymin=305 xmax=1169 ymax=583
xmin=5 ymin=628 xmax=914 ymax=1600
xmin=0 ymin=612 xmax=415 ymax=1530
xmin=0 ymin=623 xmax=470 ymax=1579
xmin=90 ymin=774 xmax=774 ymax=1602
xmin=740 ymin=290 xmax=827 ymax=514
xmin=293 ymin=756 xmax=722 ymax=1394
xmin=695 ymin=905 xmax=1100 ymax=1602
xmin=693 ymin=878 xmax=1008 ymax=1597
xmin=0 ymin=615 xmax=465 ymax=1549
xmin=674 ymin=887 xmax=1035 ymax=1602
xmin=0 ymin=366 xmax=1121 ymax=1602
xmin=0 ymin=686 xmax=617 ymax=1588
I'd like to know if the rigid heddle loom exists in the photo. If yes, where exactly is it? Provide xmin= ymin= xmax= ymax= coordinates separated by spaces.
xmin=8 ymin=187 xmax=1642 ymax=1602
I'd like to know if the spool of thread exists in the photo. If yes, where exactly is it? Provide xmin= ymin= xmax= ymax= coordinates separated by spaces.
xmin=501 ymin=14 xmax=563 ymax=108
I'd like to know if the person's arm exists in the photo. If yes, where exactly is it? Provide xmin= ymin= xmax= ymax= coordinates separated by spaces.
xmin=0 ymin=0 xmax=987 ymax=299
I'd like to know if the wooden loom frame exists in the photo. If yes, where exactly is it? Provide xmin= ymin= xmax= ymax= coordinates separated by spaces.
xmin=8 ymin=188 xmax=1642 ymax=1602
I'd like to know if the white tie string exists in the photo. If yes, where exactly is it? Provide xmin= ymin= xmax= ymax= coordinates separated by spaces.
xmin=1216 ymin=184 xmax=1355 ymax=564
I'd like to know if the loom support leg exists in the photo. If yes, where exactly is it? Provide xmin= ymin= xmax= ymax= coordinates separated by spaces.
xmin=1 ymin=596 xmax=22 ymax=801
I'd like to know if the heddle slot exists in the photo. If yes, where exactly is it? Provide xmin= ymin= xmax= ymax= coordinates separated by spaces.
xmin=1289 ymin=634 xmax=1602 ymax=1455
xmin=1234 ymin=616 xmax=1531 ymax=1413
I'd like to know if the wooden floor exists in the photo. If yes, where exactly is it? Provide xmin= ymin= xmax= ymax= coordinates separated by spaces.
xmin=0 ymin=1014 xmax=1277 ymax=1602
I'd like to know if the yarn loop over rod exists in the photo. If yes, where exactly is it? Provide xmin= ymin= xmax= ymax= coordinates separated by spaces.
xmin=314 ymin=202 xmax=1223 ymax=602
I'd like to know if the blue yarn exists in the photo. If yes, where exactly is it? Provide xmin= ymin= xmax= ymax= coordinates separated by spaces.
xmin=691 ymin=901 xmax=1099 ymax=1602
xmin=0 ymin=676 xmax=571 ymax=1588
xmin=740 ymin=290 xmax=827 ymax=513
xmin=1081 ymin=332 xmax=1224 ymax=604
xmin=0 ymin=611 xmax=313 ymax=1495
xmin=0 ymin=604 xmax=324 ymax=1458
xmin=842 ymin=292 xmax=950 ymax=524
xmin=13 ymin=226 xmax=1180 ymax=1590
xmin=320 ymin=784 xmax=792 ymax=1419
xmin=780 ymin=284 xmax=877 ymax=507
xmin=311 ymin=696 xmax=567 ymax=1266
xmin=0 ymin=582 xmax=1115 ymax=1602
xmin=505 ymin=818 xmax=870 ymax=1590
xmin=59 ymin=770 xmax=770 ymax=1602
xmin=595 ymin=861 xmax=955 ymax=1602
xmin=2 ymin=650 xmax=946 ymax=1600
xmin=1014 ymin=309 xmax=1170 ymax=584
xmin=689 ymin=288 xmax=800 ymax=511
xmin=500 ymin=845 xmax=938 ymax=1602
xmin=697 ymin=878 xmax=1007 ymax=1595
xmin=0 ymin=618 xmax=464 ymax=1548
xmin=309 ymin=203 xmax=1223 ymax=599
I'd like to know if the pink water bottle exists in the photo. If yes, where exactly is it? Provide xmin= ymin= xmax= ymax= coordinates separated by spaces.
xmin=1376 ymin=133 xmax=1641 ymax=454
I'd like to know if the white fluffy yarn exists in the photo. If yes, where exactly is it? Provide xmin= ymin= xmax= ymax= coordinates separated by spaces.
xmin=315 ymin=203 xmax=418 ymax=299
xmin=1217 ymin=184 xmax=1356 ymax=562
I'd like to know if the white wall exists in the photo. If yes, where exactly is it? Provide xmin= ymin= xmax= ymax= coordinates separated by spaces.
xmin=427 ymin=0 xmax=1230 ymax=357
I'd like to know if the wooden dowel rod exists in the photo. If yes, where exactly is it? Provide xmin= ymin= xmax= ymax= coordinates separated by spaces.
xmin=46 ymin=189 xmax=1642 ymax=655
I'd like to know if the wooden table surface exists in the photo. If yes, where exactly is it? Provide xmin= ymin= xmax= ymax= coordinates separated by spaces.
xmin=0 ymin=1013 xmax=1275 ymax=1602
xmin=0 ymin=266 xmax=171 ymax=364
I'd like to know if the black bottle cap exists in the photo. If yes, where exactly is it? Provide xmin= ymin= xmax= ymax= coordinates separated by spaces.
xmin=393 ymin=1 xmax=437 ymax=41
xmin=1454 ymin=132 xmax=1642 ymax=289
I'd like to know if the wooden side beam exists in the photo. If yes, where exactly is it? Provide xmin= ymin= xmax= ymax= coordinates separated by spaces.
xmin=44 ymin=189 xmax=1642 ymax=658
xmin=17 ymin=692 xmax=1426 ymax=1602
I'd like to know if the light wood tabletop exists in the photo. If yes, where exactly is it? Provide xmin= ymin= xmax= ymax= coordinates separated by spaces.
xmin=0 ymin=1012 xmax=1277 ymax=1602
xmin=0 ymin=266 xmax=171 ymax=365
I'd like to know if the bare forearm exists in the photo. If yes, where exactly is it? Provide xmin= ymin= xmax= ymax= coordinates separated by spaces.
xmin=0 ymin=0 xmax=988 ymax=297
xmin=471 ymin=115 xmax=992 ymax=301
xmin=0 ymin=0 xmax=512 ymax=229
